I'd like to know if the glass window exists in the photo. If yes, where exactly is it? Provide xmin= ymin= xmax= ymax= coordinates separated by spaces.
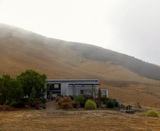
xmin=54 ymin=84 xmax=59 ymax=89
xmin=101 ymin=90 xmax=106 ymax=96
xmin=80 ymin=90 xmax=87 ymax=95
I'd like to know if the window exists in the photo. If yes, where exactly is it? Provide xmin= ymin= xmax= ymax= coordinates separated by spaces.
xmin=101 ymin=90 xmax=106 ymax=96
xmin=80 ymin=90 xmax=87 ymax=95
xmin=49 ymin=84 xmax=60 ymax=90
xmin=54 ymin=84 xmax=59 ymax=89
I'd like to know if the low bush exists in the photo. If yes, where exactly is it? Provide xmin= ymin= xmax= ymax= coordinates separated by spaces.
xmin=126 ymin=105 xmax=132 ymax=110
xmin=20 ymin=98 xmax=28 ymax=102
xmin=57 ymin=98 xmax=64 ymax=106
xmin=61 ymin=102 xmax=71 ymax=109
xmin=10 ymin=102 xmax=17 ymax=107
xmin=40 ymin=98 xmax=46 ymax=104
xmin=83 ymin=95 xmax=93 ymax=102
xmin=63 ymin=96 xmax=71 ymax=102
xmin=146 ymin=110 xmax=159 ymax=117
xmin=106 ymin=100 xmax=115 ymax=108
xmin=42 ymin=104 xmax=46 ymax=109
xmin=5 ymin=100 xmax=11 ymax=105
xmin=71 ymin=101 xmax=77 ymax=108
xmin=101 ymin=97 xmax=109 ymax=104
xmin=14 ymin=101 xmax=25 ymax=108
xmin=69 ymin=95 xmax=74 ymax=100
xmin=85 ymin=100 xmax=97 ymax=110
xmin=74 ymin=94 xmax=85 ymax=104
xmin=114 ymin=101 xmax=119 ymax=107
xmin=96 ymin=103 xmax=99 ymax=108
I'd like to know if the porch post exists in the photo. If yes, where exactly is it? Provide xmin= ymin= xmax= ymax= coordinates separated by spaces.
xmin=92 ymin=85 xmax=93 ymax=98
xmin=99 ymin=88 xmax=101 ymax=110
xmin=73 ymin=84 xmax=75 ymax=96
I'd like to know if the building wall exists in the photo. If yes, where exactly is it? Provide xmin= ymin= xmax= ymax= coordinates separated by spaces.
xmin=45 ymin=79 xmax=104 ymax=98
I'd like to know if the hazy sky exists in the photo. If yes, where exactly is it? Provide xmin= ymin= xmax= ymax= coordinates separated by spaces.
xmin=0 ymin=0 xmax=160 ymax=65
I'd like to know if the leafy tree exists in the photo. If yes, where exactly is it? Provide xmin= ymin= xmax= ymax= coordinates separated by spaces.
xmin=17 ymin=69 xmax=49 ymax=99
xmin=0 ymin=75 xmax=23 ymax=110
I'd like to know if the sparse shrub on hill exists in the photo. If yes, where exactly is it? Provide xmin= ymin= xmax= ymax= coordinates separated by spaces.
xmin=85 ymin=100 xmax=97 ymax=109
xmin=146 ymin=110 xmax=159 ymax=117
xmin=106 ymin=100 xmax=115 ymax=108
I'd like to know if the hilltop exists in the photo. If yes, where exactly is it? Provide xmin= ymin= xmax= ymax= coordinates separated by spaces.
xmin=1 ymin=24 xmax=160 ymax=107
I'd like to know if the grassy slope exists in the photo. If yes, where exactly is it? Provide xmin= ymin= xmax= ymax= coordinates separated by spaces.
xmin=1 ymin=24 xmax=160 ymax=107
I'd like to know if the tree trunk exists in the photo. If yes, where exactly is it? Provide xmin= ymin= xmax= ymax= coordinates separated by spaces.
xmin=3 ymin=100 xmax=6 ymax=111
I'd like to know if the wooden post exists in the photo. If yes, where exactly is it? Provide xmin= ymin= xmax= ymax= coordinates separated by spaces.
xmin=99 ymin=89 xmax=101 ymax=110
xmin=92 ymin=85 xmax=93 ymax=98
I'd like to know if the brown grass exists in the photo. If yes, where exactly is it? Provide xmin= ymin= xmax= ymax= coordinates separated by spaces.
xmin=1 ymin=24 xmax=160 ymax=108
xmin=0 ymin=109 xmax=160 ymax=131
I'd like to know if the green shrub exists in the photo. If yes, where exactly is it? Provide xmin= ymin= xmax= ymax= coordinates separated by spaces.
xmin=14 ymin=101 xmax=25 ymax=108
xmin=74 ymin=94 xmax=85 ymax=104
xmin=96 ymin=103 xmax=99 ymax=108
xmin=85 ymin=100 xmax=97 ymax=110
xmin=146 ymin=110 xmax=159 ymax=117
xmin=102 ymin=97 xmax=113 ymax=104
xmin=106 ymin=100 xmax=115 ymax=108
xmin=5 ymin=100 xmax=11 ymax=105
xmin=114 ymin=101 xmax=119 ymax=107
xmin=126 ymin=105 xmax=132 ymax=110
xmin=10 ymin=102 xmax=17 ymax=107
xmin=20 ymin=98 xmax=28 ymax=102
xmin=40 ymin=98 xmax=46 ymax=104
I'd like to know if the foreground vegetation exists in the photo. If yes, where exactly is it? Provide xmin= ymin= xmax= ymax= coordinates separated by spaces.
xmin=0 ymin=69 xmax=49 ymax=110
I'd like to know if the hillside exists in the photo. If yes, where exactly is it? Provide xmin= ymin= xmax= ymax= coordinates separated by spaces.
xmin=1 ymin=24 xmax=160 ymax=107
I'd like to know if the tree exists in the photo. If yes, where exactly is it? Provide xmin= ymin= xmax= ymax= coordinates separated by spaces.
xmin=17 ymin=69 xmax=49 ymax=99
xmin=87 ymin=88 xmax=99 ymax=98
xmin=0 ymin=75 xmax=23 ymax=111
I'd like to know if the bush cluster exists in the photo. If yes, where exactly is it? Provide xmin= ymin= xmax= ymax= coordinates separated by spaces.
xmin=61 ymin=102 xmax=71 ymax=109
xmin=14 ymin=101 xmax=25 ymax=108
xmin=106 ymin=100 xmax=115 ymax=108
xmin=85 ymin=100 xmax=97 ymax=109
xmin=146 ymin=110 xmax=159 ymax=117
xmin=126 ymin=105 xmax=132 ymax=110
xmin=101 ymin=97 xmax=119 ymax=108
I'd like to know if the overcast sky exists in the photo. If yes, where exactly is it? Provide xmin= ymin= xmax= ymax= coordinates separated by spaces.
xmin=0 ymin=0 xmax=160 ymax=65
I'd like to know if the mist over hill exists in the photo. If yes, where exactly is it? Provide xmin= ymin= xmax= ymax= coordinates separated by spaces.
xmin=72 ymin=44 xmax=160 ymax=80
xmin=1 ymin=23 xmax=160 ymax=107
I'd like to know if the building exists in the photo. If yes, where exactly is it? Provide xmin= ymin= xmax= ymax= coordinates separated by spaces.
xmin=44 ymin=79 xmax=108 ymax=99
